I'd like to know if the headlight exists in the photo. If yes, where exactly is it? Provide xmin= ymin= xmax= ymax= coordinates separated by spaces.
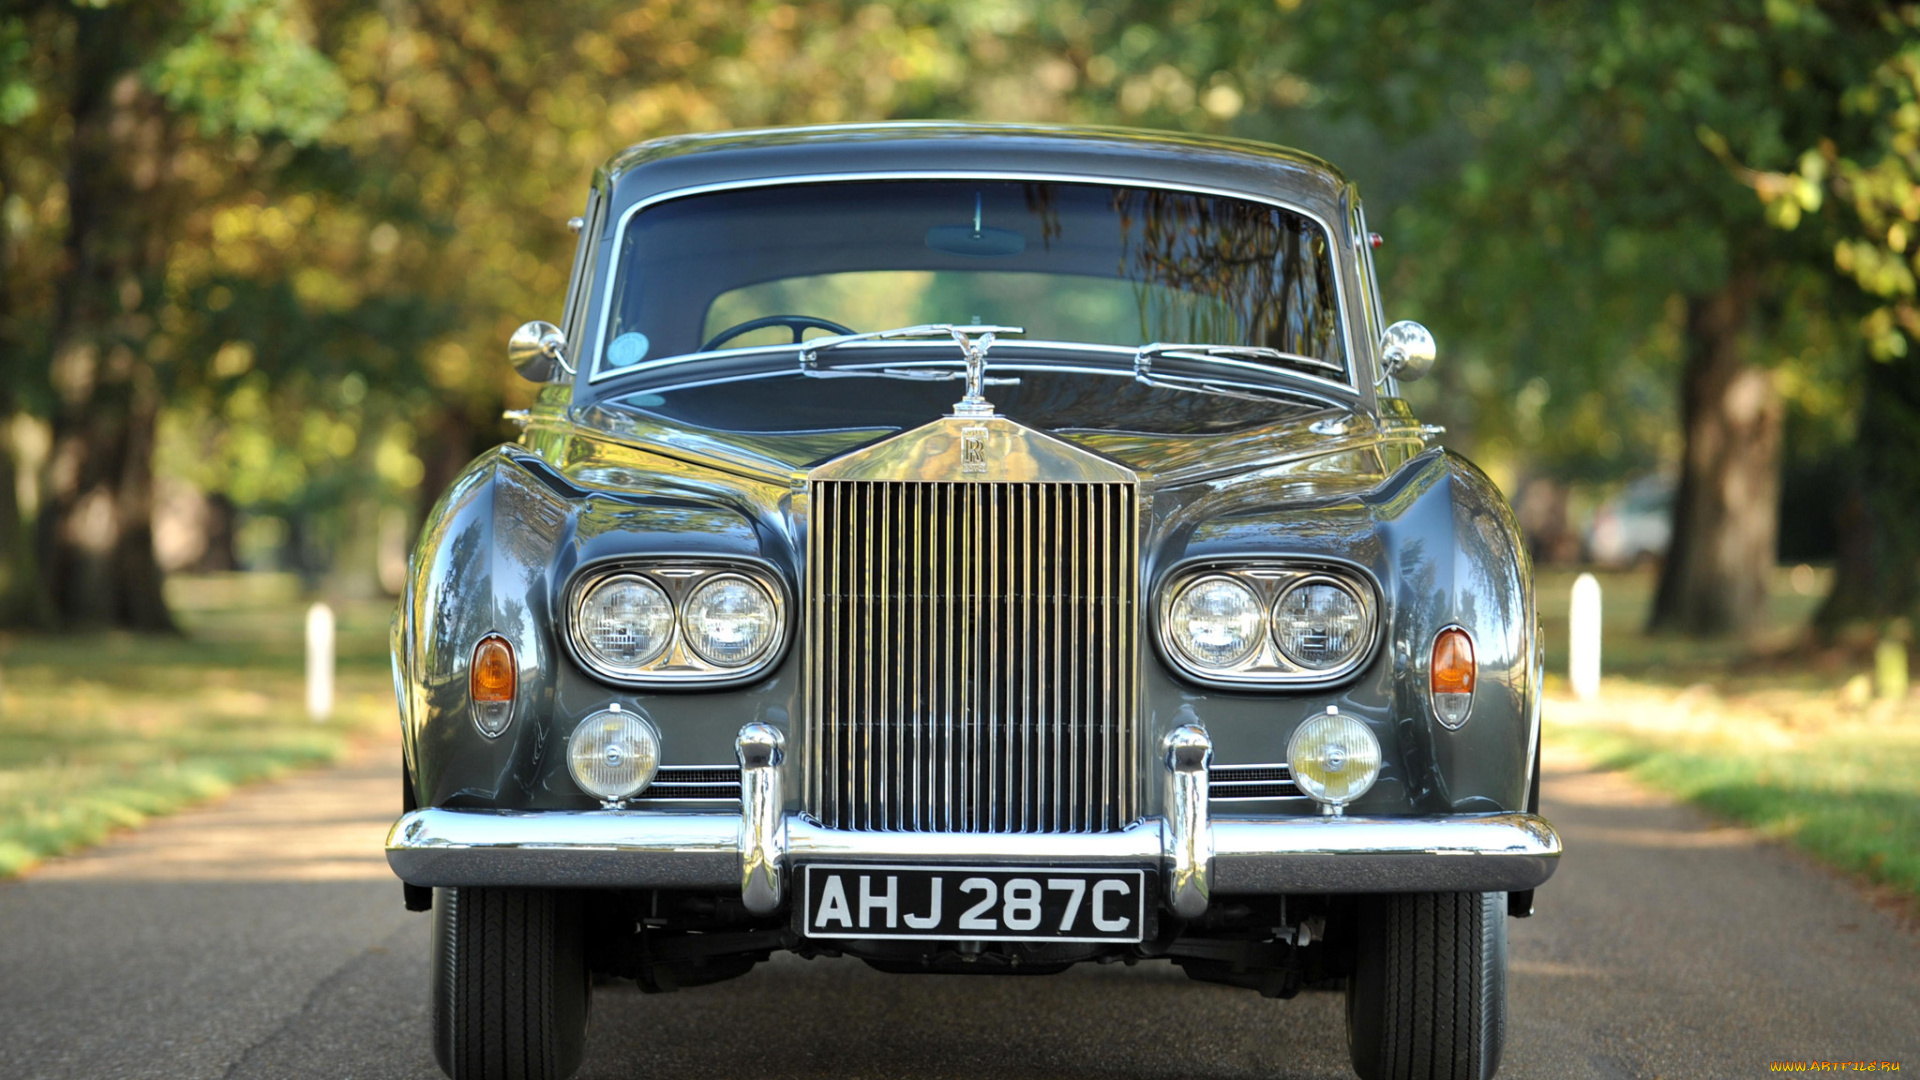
xmin=682 ymin=575 xmax=777 ymax=666
xmin=565 ymin=562 xmax=789 ymax=686
xmin=576 ymin=574 xmax=674 ymax=670
xmin=1272 ymin=578 xmax=1368 ymax=670
xmin=567 ymin=705 xmax=660 ymax=805
xmin=1157 ymin=564 xmax=1379 ymax=686
xmin=1288 ymin=706 xmax=1381 ymax=813
xmin=1168 ymin=576 xmax=1266 ymax=669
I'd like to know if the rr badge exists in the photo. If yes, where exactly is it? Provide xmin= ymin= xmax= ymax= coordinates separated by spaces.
xmin=960 ymin=426 xmax=989 ymax=474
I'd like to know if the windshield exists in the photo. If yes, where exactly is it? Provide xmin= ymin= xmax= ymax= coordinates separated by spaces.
xmin=595 ymin=179 xmax=1347 ymax=381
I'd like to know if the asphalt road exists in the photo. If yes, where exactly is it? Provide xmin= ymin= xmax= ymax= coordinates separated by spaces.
xmin=2 ymin=734 xmax=1917 ymax=1080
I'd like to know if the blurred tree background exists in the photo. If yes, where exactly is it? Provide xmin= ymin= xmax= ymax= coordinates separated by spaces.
xmin=1 ymin=0 xmax=1916 ymax=647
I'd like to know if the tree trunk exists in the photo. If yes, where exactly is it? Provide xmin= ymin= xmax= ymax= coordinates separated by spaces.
xmin=1814 ymin=351 xmax=1920 ymax=632
xmin=0 ymin=408 xmax=45 ymax=628
xmin=1648 ymin=278 xmax=1783 ymax=636
xmin=415 ymin=406 xmax=485 ymax=526
xmin=0 ymin=101 xmax=46 ymax=628
xmin=35 ymin=5 xmax=175 ymax=631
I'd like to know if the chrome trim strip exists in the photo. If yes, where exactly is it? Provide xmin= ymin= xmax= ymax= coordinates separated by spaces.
xmin=386 ymin=809 xmax=742 ymax=888
xmin=1163 ymin=724 xmax=1212 ymax=918
xmin=386 ymin=809 xmax=1562 ymax=895
xmin=737 ymin=723 xmax=786 ymax=915
xmin=783 ymin=819 xmax=1165 ymax=864
xmin=587 ymin=170 xmax=1359 ymax=396
xmin=1210 ymin=812 xmax=1563 ymax=894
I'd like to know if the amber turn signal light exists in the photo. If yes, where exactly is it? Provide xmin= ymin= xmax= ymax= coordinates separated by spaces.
xmin=470 ymin=635 xmax=517 ymax=737
xmin=1430 ymin=627 xmax=1475 ymax=728
xmin=1431 ymin=628 xmax=1475 ymax=693
xmin=471 ymin=636 xmax=517 ymax=701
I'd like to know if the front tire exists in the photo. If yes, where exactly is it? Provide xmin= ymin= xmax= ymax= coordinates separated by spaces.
xmin=1345 ymin=891 xmax=1507 ymax=1080
xmin=431 ymin=887 xmax=590 ymax=1080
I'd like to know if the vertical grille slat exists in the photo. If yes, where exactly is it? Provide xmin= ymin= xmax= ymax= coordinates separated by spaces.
xmin=808 ymin=478 xmax=1137 ymax=833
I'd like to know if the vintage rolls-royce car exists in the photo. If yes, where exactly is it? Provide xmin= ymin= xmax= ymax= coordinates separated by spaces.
xmin=387 ymin=122 xmax=1560 ymax=1080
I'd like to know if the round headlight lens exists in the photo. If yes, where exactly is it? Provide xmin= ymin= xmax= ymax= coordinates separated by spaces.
xmin=682 ymin=575 xmax=778 ymax=666
xmin=567 ymin=707 xmax=660 ymax=803
xmin=576 ymin=575 xmax=674 ymax=670
xmin=1169 ymin=576 xmax=1266 ymax=669
xmin=1273 ymin=580 xmax=1369 ymax=670
xmin=1288 ymin=708 xmax=1381 ymax=808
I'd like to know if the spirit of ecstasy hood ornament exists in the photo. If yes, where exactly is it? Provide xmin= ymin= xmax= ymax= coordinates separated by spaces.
xmin=947 ymin=324 xmax=1018 ymax=418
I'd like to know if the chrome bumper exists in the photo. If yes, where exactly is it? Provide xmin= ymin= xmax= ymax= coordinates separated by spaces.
xmin=387 ymin=725 xmax=1562 ymax=908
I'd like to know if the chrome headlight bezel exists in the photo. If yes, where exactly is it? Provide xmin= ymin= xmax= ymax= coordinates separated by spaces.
xmin=1155 ymin=561 xmax=1382 ymax=688
xmin=564 ymin=559 xmax=791 ymax=687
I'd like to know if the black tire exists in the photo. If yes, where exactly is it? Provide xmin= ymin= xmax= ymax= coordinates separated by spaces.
xmin=1346 ymin=891 xmax=1507 ymax=1080
xmin=431 ymin=887 xmax=590 ymax=1080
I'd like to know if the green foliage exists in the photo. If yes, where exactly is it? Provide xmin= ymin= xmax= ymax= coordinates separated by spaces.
xmin=1258 ymin=2 xmax=1888 ymax=478
xmin=1743 ymin=5 xmax=1920 ymax=360
xmin=0 ymin=17 xmax=40 ymax=125
xmin=151 ymin=0 xmax=346 ymax=144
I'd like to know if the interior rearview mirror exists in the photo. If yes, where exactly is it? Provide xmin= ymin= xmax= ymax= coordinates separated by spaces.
xmin=509 ymin=321 xmax=572 ymax=382
xmin=1379 ymin=320 xmax=1436 ymax=383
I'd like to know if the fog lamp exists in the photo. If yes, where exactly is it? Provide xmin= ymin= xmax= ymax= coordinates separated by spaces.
xmin=1287 ymin=706 xmax=1381 ymax=815
xmin=567 ymin=705 xmax=660 ymax=807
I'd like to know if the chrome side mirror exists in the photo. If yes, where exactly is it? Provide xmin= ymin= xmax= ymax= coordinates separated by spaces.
xmin=1379 ymin=320 xmax=1436 ymax=383
xmin=509 ymin=320 xmax=572 ymax=382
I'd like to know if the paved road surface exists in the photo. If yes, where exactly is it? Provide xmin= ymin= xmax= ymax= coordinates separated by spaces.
xmin=2 ymin=733 xmax=1916 ymax=1080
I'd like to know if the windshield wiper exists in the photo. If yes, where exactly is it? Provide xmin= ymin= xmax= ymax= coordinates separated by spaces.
xmin=802 ymin=367 xmax=1022 ymax=387
xmin=799 ymin=323 xmax=1025 ymax=363
xmin=1126 ymin=342 xmax=1343 ymax=404
xmin=1133 ymin=342 xmax=1344 ymax=378
xmin=800 ymin=323 xmax=1024 ymax=415
xmin=1129 ymin=370 xmax=1308 ymax=404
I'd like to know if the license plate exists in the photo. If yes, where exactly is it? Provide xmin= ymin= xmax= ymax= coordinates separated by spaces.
xmin=798 ymin=864 xmax=1147 ymax=943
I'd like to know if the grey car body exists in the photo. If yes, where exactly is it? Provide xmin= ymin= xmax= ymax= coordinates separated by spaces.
xmin=388 ymin=123 xmax=1558 ymax=1080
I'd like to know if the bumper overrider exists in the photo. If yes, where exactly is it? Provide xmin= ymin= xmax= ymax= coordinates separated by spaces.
xmin=386 ymin=724 xmax=1561 ymax=917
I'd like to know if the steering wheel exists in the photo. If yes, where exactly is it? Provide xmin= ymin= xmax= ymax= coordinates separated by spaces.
xmin=701 ymin=314 xmax=856 ymax=353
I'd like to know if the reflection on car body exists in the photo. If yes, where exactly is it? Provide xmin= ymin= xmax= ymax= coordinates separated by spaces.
xmin=387 ymin=123 xmax=1559 ymax=1080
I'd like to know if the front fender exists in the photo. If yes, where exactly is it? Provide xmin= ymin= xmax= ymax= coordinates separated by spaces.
xmin=1147 ymin=448 xmax=1535 ymax=814
xmin=398 ymin=443 xmax=800 ymax=811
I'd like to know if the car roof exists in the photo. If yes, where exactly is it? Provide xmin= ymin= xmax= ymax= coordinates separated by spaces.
xmin=597 ymin=122 xmax=1355 ymax=225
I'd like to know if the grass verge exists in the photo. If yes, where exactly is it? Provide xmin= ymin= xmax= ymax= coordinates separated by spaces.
xmin=1536 ymin=565 xmax=1920 ymax=904
xmin=1549 ymin=687 xmax=1920 ymax=902
xmin=0 ymin=574 xmax=396 ymax=879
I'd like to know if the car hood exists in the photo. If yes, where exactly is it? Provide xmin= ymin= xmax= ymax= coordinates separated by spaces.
xmin=565 ymin=391 xmax=1430 ymax=494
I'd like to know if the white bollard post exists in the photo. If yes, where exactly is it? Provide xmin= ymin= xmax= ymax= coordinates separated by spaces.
xmin=1570 ymin=573 xmax=1602 ymax=701
xmin=306 ymin=601 xmax=335 ymax=722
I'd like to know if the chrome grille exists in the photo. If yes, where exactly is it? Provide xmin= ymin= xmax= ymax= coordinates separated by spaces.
xmin=1209 ymin=764 xmax=1305 ymax=801
xmin=633 ymin=766 xmax=741 ymax=803
xmin=807 ymin=480 xmax=1137 ymax=832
